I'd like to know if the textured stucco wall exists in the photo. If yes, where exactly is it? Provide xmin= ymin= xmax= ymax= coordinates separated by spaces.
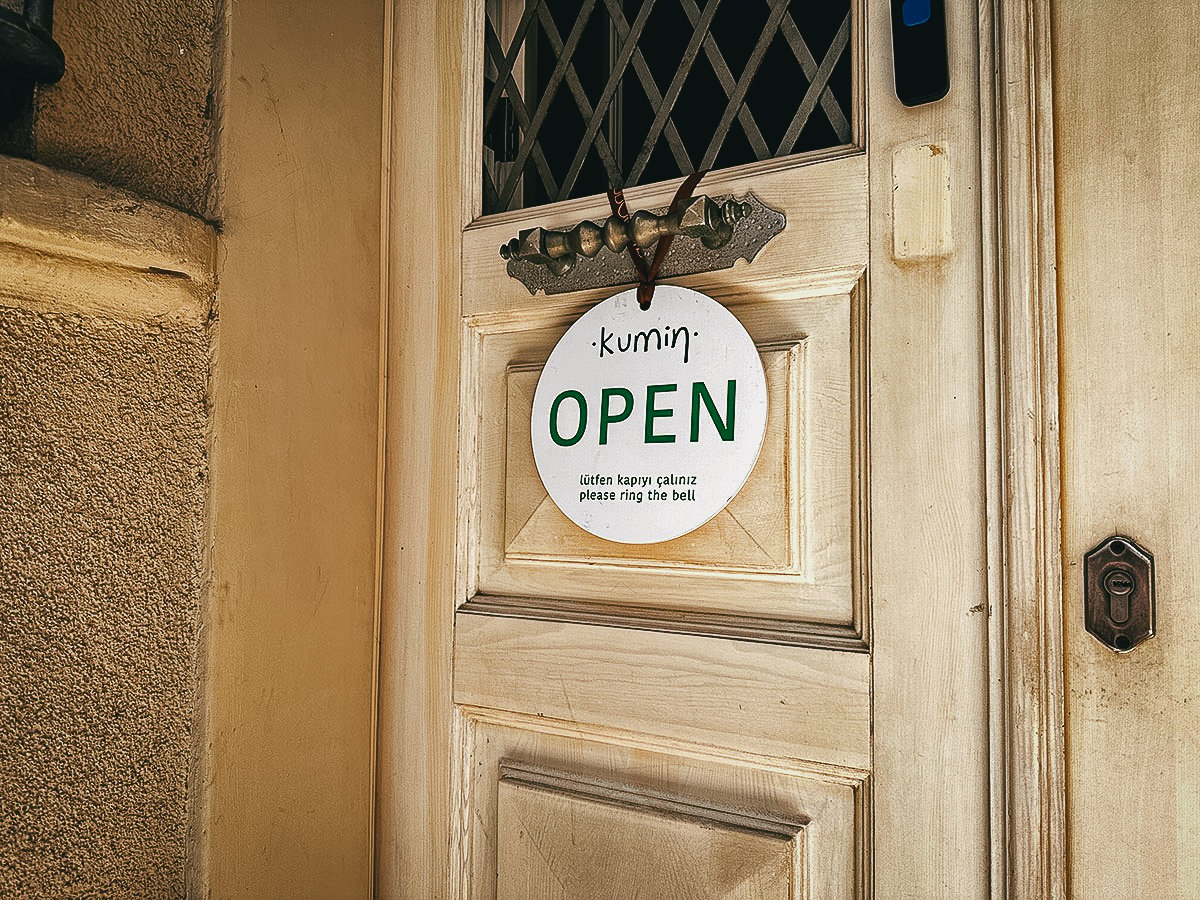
xmin=0 ymin=0 xmax=382 ymax=892
xmin=0 ymin=306 xmax=208 ymax=898
xmin=0 ymin=0 xmax=219 ymax=218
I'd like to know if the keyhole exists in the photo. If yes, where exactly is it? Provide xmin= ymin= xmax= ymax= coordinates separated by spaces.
xmin=1103 ymin=568 xmax=1135 ymax=625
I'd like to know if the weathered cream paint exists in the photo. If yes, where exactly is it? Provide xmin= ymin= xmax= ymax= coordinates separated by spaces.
xmin=1055 ymin=1 xmax=1200 ymax=896
xmin=204 ymin=0 xmax=384 ymax=896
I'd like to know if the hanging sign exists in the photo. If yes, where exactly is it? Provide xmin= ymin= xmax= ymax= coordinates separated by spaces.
xmin=531 ymin=285 xmax=767 ymax=544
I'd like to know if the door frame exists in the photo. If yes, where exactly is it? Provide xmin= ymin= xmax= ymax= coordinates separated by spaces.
xmin=979 ymin=1 xmax=1067 ymax=897
xmin=371 ymin=1 xmax=1067 ymax=897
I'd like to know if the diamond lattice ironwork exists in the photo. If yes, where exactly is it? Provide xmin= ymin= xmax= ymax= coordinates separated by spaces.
xmin=483 ymin=0 xmax=853 ymax=215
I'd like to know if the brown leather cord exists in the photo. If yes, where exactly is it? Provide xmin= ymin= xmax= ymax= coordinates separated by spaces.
xmin=607 ymin=169 xmax=707 ymax=309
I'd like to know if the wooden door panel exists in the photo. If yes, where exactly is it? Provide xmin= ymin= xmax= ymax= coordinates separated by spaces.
xmin=469 ymin=282 xmax=863 ymax=631
xmin=376 ymin=2 xmax=996 ymax=897
xmin=454 ymin=32 xmax=874 ymax=899
xmin=464 ymin=718 xmax=861 ymax=900
xmin=460 ymin=154 xmax=867 ymax=320
xmin=501 ymin=346 xmax=798 ymax=572
xmin=454 ymin=615 xmax=870 ymax=769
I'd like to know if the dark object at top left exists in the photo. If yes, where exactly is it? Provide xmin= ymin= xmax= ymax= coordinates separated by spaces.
xmin=0 ymin=0 xmax=65 ymax=125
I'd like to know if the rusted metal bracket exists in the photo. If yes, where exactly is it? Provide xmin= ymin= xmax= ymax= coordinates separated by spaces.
xmin=499 ymin=192 xmax=786 ymax=296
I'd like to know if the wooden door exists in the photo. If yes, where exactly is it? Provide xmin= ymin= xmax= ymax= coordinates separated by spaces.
xmin=379 ymin=2 xmax=992 ymax=897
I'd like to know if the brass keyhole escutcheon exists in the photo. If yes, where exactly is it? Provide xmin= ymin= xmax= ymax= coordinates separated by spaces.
xmin=1084 ymin=535 xmax=1155 ymax=652
xmin=1102 ymin=568 xmax=1135 ymax=624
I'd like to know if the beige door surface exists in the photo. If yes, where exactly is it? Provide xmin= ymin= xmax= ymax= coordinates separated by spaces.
xmin=381 ymin=2 xmax=992 ymax=897
xmin=1055 ymin=1 xmax=1200 ymax=896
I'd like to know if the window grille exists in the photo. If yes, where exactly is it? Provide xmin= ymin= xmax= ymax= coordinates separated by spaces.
xmin=482 ymin=0 xmax=854 ymax=215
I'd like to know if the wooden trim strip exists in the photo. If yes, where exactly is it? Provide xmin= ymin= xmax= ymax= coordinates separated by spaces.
xmin=368 ymin=0 xmax=398 ymax=895
xmin=373 ymin=0 xmax=466 ymax=896
xmin=460 ymin=594 xmax=868 ymax=652
xmin=498 ymin=760 xmax=809 ymax=836
xmin=982 ymin=2 xmax=1068 ymax=897
xmin=454 ymin=612 xmax=872 ymax=771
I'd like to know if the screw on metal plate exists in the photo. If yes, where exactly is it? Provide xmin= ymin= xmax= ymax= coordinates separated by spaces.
xmin=498 ymin=192 xmax=786 ymax=296
xmin=1084 ymin=535 xmax=1155 ymax=652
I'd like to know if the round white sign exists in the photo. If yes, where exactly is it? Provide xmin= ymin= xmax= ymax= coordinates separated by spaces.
xmin=531 ymin=285 xmax=767 ymax=544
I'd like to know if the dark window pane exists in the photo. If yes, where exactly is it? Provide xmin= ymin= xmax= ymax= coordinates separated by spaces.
xmin=482 ymin=0 xmax=854 ymax=215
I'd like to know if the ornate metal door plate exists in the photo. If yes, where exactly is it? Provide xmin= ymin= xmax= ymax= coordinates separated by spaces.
xmin=500 ymin=191 xmax=785 ymax=296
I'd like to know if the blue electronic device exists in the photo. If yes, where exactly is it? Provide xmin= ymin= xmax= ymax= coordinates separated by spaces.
xmin=891 ymin=0 xmax=949 ymax=105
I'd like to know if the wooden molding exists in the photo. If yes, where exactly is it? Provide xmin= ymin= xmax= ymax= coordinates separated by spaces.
xmin=981 ymin=2 xmax=1068 ymax=898
xmin=373 ymin=1 xmax=467 ymax=897
xmin=460 ymin=594 xmax=867 ymax=652
xmin=499 ymin=761 xmax=809 ymax=836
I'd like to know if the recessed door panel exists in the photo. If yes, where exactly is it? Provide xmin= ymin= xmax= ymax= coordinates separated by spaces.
xmin=469 ymin=284 xmax=862 ymax=632
xmin=464 ymin=718 xmax=861 ymax=900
